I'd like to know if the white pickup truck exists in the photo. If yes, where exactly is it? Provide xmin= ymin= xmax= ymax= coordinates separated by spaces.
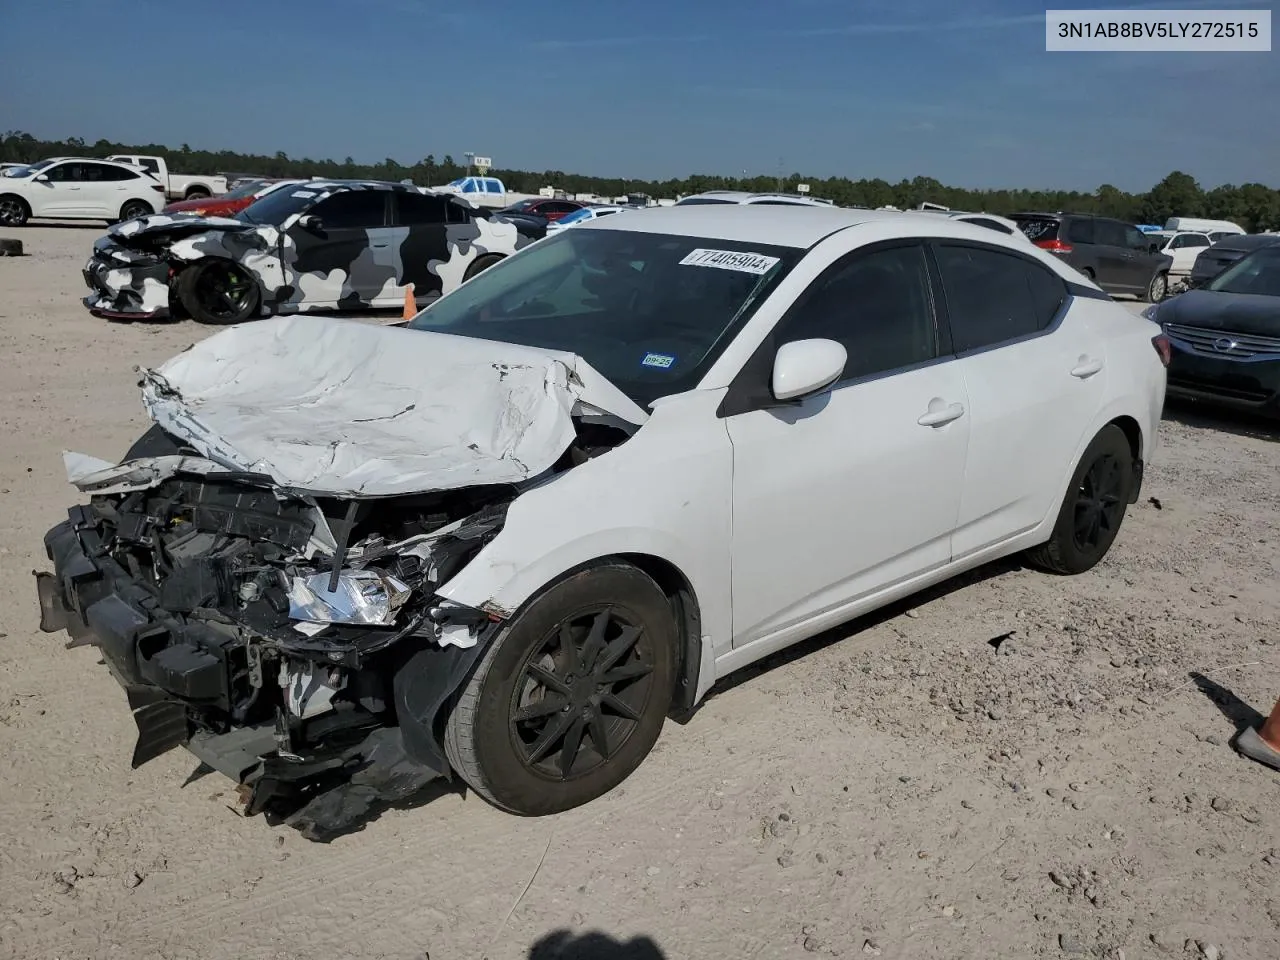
xmin=106 ymin=155 xmax=226 ymax=202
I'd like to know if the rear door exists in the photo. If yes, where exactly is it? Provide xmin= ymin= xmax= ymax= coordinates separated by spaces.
xmin=1168 ymin=232 xmax=1210 ymax=275
xmin=78 ymin=162 xmax=137 ymax=217
xmin=284 ymin=189 xmax=392 ymax=309
xmin=1092 ymin=219 xmax=1136 ymax=291
xmin=393 ymin=191 xmax=454 ymax=302
xmin=935 ymin=242 xmax=1108 ymax=557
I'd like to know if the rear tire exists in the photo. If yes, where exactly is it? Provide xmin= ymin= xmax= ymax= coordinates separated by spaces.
xmin=0 ymin=194 xmax=30 ymax=227
xmin=176 ymin=259 xmax=261 ymax=325
xmin=185 ymin=188 xmax=211 ymax=201
xmin=1142 ymin=271 xmax=1168 ymax=303
xmin=463 ymin=253 xmax=504 ymax=282
xmin=443 ymin=562 xmax=677 ymax=816
xmin=1025 ymin=425 xmax=1134 ymax=575
xmin=119 ymin=199 xmax=153 ymax=223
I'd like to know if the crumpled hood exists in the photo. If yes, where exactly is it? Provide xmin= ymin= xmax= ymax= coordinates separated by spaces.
xmin=134 ymin=315 xmax=649 ymax=498
xmin=109 ymin=212 xmax=251 ymax=243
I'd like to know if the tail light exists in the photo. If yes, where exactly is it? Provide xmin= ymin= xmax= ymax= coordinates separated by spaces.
xmin=1152 ymin=333 xmax=1171 ymax=367
xmin=150 ymin=183 xmax=165 ymax=193
xmin=1035 ymin=238 xmax=1073 ymax=254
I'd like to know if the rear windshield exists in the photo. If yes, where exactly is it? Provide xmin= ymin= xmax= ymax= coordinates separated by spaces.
xmin=1013 ymin=217 xmax=1060 ymax=242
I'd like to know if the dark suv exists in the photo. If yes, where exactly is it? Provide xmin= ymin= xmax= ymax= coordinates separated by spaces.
xmin=1012 ymin=213 xmax=1174 ymax=301
xmin=1188 ymin=233 xmax=1280 ymax=287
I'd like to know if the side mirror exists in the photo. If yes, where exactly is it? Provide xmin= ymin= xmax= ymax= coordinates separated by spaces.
xmin=297 ymin=214 xmax=324 ymax=233
xmin=1148 ymin=242 xmax=1161 ymax=254
xmin=772 ymin=338 xmax=847 ymax=402
xmin=34 ymin=173 xmax=49 ymax=182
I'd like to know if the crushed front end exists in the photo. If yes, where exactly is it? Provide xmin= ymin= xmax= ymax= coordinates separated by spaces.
xmin=83 ymin=235 xmax=174 ymax=320
xmin=36 ymin=463 xmax=512 ymax=838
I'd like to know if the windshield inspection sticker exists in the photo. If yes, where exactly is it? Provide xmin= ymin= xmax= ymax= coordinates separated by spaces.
xmin=291 ymin=190 xmax=317 ymax=198
xmin=679 ymin=248 xmax=780 ymax=275
xmin=641 ymin=352 xmax=676 ymax=369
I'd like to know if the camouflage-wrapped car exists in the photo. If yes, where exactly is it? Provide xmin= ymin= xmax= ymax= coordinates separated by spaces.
xmin=82 ymin=180 xmax=537 ymax=323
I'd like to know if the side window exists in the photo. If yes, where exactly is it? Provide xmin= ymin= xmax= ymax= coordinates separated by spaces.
xmin=1123 ymin=225 xmax=1147 ymax=249
xmin=1184 ymin=234 xmax=1210 ymax=248
xmin=484 ymin=179 xmax=502 ymax=194
xmin=1065 ymin=219 xmax=1094 ymax=244
xmin=80 ymin=162 xmax=127 ymax=182
xmin=139 ymin=159 xmax=160 ymax=175
xmin=777 ymin=244 xmax=936 ymax=382
xmin=935 ymin=244 xmax=1063 ymax=353
xmin=310 ymin=190 xmax=387 ymax=229
xmin=44 ymin=163 xmax=80 ymax=183
xmin=446 ymin=199 xmax=473 ymax=224
xmin=395 ymin=192 xmax=449 ymax=226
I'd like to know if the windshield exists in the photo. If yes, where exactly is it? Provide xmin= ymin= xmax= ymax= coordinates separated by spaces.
xmin=1205 ymin=246 xmax=1280 ymax=297
xmin=407 ymin=228 xmax=801 ymax=405
xmin=676 ymin=197 xmax=736 ymax=206
xmin=237 ymin=183 xmax=322 ymax=224
xmin=2 ymin=158 xmax=56 ymax=178
xmin=504 ymin=198 xmax=538 ymax=213
xmin=219 ymin=179 xmax=269 ymax=200
xmin=556 ymin=208 xmax=595 ymax=226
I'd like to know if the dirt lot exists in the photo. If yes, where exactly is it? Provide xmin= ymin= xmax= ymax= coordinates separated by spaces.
xmin=1 ymin=225 xmax=1277 ymax=960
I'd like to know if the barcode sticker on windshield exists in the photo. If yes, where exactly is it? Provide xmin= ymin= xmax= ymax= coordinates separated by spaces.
xmin=291 ymin=190 xmax=317 ymax=198
xmin=679 ymin=248 xmax=780 ymax=275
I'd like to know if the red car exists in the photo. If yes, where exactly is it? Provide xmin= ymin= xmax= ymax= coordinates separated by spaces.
xmin=161 ymin=178 xmax=298 ymax=217
xmin=499 ymin=197 xmax=585 ymax=222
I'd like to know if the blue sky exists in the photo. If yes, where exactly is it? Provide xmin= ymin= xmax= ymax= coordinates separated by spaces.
xmin=3 ymin=0 xmax=1276 ymax=191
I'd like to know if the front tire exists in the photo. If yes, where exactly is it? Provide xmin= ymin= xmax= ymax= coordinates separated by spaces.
xmin=444 ymin=562 xmax=678 ymax=816
xmin=0 ymin=194 xmax=30 ymax=227
xmin=1025 ymin=425 xmax=1134 ymax=575
xmin=175 ymin=259 xmax=261 ymax=324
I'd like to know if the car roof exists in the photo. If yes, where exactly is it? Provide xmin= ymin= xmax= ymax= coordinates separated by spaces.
xmin=579 ymin=204 xmax=1034 ymax=249
xmin=679 ymin=190 xmax=830 ymax=205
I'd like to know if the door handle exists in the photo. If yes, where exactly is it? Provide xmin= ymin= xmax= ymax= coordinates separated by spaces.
xmin=917 ymin=399 xmax=965 ymax=427
xmin=372 ymin=242 xmax=389 ymax=248
xmin=1070 ymin=356 xmax=1104 ymax=379
xmin=1121 ymin=252 xmax=1135 ymax=260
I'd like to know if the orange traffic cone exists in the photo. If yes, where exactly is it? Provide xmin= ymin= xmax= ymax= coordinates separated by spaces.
xmin=1237 ymin=696 xmax=1280 ymax=772
xmin=402 ymin=283 xmax=416 ymax=321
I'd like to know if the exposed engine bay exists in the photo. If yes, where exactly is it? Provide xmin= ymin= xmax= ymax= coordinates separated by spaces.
xmin=38 ymin=417 xmax=631 ymax=839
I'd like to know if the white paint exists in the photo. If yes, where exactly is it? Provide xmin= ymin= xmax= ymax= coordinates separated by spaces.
xmin=137 ymin=315 xmax=648 ymax=498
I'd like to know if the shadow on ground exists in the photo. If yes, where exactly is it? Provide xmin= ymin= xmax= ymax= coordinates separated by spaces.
xmin=1163 ymin=399 xmax=1279 ymax=445
xmin=528 ymin=930 xmax=666 ymax=959
xmin=1189 ymin=671 xmax=1266 ymax=734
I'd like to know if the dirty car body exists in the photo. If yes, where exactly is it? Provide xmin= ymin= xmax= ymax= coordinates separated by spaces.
xmin=82 ymin=179 xmax=536 ymax=321
xmin=41 ymin=206 xmax=1168 ymax=837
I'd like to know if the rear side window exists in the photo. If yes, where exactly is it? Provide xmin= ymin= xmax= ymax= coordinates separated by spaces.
xmin=395 ymin=192 xmax=449 ymax=225
xmin=935 ymin=244 xmax=1066 ymax=353
xmin=961 ymin=217 xmax=1014 ymax=235
xmin=1095 ymin=220 xmax=1128 ymax=247
xmin=1014 ymin=217 xmax=1059 ymax=242
xmin=1065 ymin=219 xmax=1095 ymax=244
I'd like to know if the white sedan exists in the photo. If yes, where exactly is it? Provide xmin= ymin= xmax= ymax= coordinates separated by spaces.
xmin=0 ymin=157 xmax=166 ymax=226
xmin=40 ymin=205 xmax=1168 ymax=833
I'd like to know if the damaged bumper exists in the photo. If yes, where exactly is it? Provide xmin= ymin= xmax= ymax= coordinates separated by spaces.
xmin=36 ymin=476 xmax=504 ymax=839
xmin=82 ymin=240 xmax=173 ymax=320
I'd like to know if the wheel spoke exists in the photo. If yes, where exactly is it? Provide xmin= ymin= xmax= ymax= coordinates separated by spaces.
xmin=527 ymin=662 xmax=570 ymax=696
xmin=557 ymin=623 xmax=581 ymax=675
xmin=596 ymin=624 xmax=643 ymax=674
xmin=586 ymin=704 xmax=612 ymax=760
xmin=1074 ymin=504 xmax=1095 ymax=541
xmin=601 ymin=692 xmax=641 ymax=721
xmin=513 ymin=694 xmax=567 ymax=723
xmin=526 ymin=710 xmax=575 ymax=764
xmin=558 ymin=716 xmax=587 ymax=778
xmin=600 ymin=659 xmax=654 ymax=685
xmin=580 ymin=608 xmax=611 ymax=672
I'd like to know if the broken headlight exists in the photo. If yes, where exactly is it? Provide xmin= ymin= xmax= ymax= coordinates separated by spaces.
xmin=287 ymin=568 xmax=412 ymax=627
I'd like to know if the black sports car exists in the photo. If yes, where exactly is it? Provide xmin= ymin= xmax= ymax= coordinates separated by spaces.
xmin=1146 ymin=244 xmax=1280 ymax=418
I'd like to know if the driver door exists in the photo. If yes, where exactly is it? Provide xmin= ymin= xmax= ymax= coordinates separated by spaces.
xmin=33 ymin=162 xmax=93 ymax=218
xmin=724 ymin=241 xmax=970 ymax=648
xmin=283 ymin=190 xmax=394 ymax=309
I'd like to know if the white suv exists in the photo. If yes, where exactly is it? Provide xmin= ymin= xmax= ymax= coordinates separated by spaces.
xmin=0 ymin=157 xmax=166 ymax=227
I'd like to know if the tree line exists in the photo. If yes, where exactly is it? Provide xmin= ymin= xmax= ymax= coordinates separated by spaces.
xmin=4 ymin=130 xmax=1278 ymax=232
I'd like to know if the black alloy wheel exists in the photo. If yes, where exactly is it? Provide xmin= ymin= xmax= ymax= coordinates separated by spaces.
xmin=176 ymin=260 xmax=261 ymax=324
xmin=1025 ymin=424 xmax=1134 ymax=575
xmin=443 ymin=562 xmax=678 ymax=816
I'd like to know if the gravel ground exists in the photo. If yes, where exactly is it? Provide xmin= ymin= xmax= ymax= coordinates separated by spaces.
xmin=1 ymin=224 xmax=1278 ymax=960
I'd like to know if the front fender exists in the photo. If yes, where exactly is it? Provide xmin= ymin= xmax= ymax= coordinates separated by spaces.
xmin=434 ymin=391 xmax=734 ymax=662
